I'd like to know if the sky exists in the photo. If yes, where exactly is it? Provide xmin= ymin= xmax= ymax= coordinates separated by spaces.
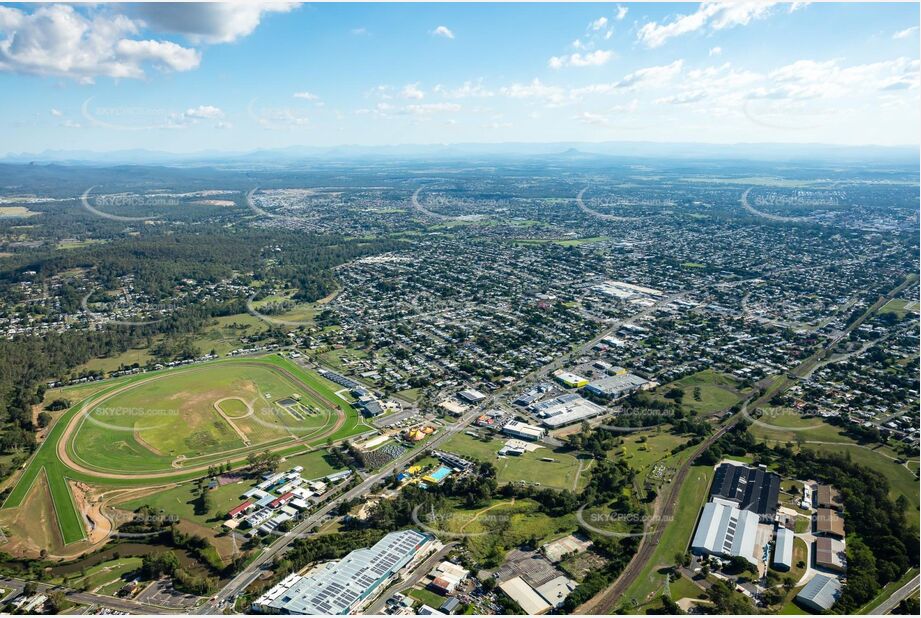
xmin=0 ymin=1 xmax=918 ymax=154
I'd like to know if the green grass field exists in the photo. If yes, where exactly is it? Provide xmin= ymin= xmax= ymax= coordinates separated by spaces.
xmin=650 ymin=370 xmax=743 ymax=416
xmin=317 ymin=347 xmax=369 ymax=373
xmin=1 ymin=355 xmax=368 ymax=546
xmin=69 ymin=361 xmax=342 ymax=474
xmin=118 ymin=479 xmax=251 ymax=526
xmin=406 ymin=586 xmax=446 ymax=608
xmin=52 ymin=557 xmax=143 ymax=593
xmin=749 ymin=412 xmax=920 ymax=527
xmin=432 ymin=498 xmax=578 ymax=564
xmin=191 ymin=313 xmax=271 ymax=356
xmin=441 ymin=433 xmax=587 ymax=491
xmin=879 ymin=298 xmax=920 ymax=319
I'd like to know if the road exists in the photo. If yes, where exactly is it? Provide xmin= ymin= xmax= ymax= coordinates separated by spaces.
xmin=196 ymin=402 xmax=486 ymax=614
xmin=868 ymin=574 xmax=919 ymax=615
xmin=0 ymin=577 xmax=182 ymax=614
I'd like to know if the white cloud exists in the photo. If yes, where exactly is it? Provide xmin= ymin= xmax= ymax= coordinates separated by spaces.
xmin=568 ymin=60 xmax=685 ymax=100
xmin=131 ymin=2 xmax=299 ymax=44
xmin=183 ymin=105 xmax=223 ymax=119
xmin=637 ymin=1 xmax=779 ymax=48
xmin=401 ymin=83 xmax=425 ymax=100
xmin=116 ymin=39 xmax=200 ymax=72
xmin=590 ymin=17 xmax=608 ymax=31
xmin=293 ymin=91 xmax=320 ymax=101
xmin=406 ymin=102 xmax=460 ymax=115
xmin=350 ymin=27 xmax=369 ymax=36
xmin=49 ymin=108 xmax=62 ymax=117
xmin=0 ymin=4 xmax=200 ymax=82
xmin=360 ymin=100 xmax=460 ymax=118
xmin=616 ymin=59 xmax=684 ymax=89
xmin=616 ymin=5 xmax=629 ymax=21
xmin=432 ymin=25 xmax=454 ymax=39
xmin=574 ymin=111 xmax=611 ymax=126
xmin=655 ymin=90 xmax=708 ymax=105
xmin=434 ymin=80 xmax=494 ymax=98
xmin=893 ymin=26 xmax=919 ymax=40
xmin=548 ymin=49 xmax=614 ymax=69
xmin=709 ymin=46 xmax=722 ymax=56
xmin=500 ymin=78 xmax=567 ymax=105
xmin=761 ymin=57 xmax=920 ymax=100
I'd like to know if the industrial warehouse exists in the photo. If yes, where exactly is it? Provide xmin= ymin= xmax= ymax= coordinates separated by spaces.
xmin=688 ymin=460 xmax=851 ymax=613
xmin=252 ymin=530 xmax=435 ymax=614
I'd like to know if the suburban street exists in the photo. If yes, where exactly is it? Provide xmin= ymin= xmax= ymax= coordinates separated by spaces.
xmin=0 ymin=576 xmax=183 ymax=614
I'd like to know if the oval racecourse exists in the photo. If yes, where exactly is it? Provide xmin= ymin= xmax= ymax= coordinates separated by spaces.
xmin=63 ymin=359 xmax=352 ymax=477
xmin=0 ymin=355 xmax=371 ymax=551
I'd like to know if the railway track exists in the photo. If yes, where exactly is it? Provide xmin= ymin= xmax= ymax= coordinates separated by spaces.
xmin=580 ymin=420 xmax=737 ymax=614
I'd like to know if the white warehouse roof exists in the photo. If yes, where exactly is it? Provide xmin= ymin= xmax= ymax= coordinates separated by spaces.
xmin=772 ymin=526 xmax=794 ymax=570
xmin=691 ymin=502 xmax=760 ymax=564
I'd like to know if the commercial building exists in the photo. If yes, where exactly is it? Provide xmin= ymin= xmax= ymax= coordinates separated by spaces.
xmin=502 ymin=420 xmax=546 ymax=441
xmin=427 ymin=561 xmax=468 ymax=595
xmin=498 ymin=576 xmax=551 ymax=615
xmin=252 ymin=530 xmax=432 ymax=614
xmin=691 ymin=502 xmax=760 ymax=565
xmin=594 ymin=280 xmax=663 ymax=300
xmin=532 ymin=394 xmax=605 ymax=429
xmin=534 ymin=575 xmax=577 ymax=608
xmin=457 ymin=388 xmax=487 ymax=404
xmin=709 ymin=462 xmax=781 ymax=519
xmin=228 ymin=500 xmax=254 ymax=519
xmin=554 ymin=372 xmax=589 ymax=389
xmin=815 ymin=508 xmax=846 ymax=538
xmin=772 ymin=526 xmax=794 ymax=571
xmin=815 ymin=537 xmax=847 ymax=572
xmin=795 ymin=574 xmax=842 ymax=612
xmin=583 ymin=373 xmax=648 ymax=399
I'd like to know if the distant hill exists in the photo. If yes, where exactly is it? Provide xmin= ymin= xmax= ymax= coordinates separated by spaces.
xmin=2 ymin=141 xmax=917 ymax=167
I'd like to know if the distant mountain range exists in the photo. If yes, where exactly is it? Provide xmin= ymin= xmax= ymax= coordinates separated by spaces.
xmin=1 ymin=141 xmax=917 ymax=166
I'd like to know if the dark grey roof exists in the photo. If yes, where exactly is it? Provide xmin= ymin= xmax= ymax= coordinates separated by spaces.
xmin=710 ymin=462 xmax=781 ymax=517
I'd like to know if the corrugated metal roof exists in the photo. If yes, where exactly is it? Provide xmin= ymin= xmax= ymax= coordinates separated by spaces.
xmin=796 ymin=574 xmax=842 ymax=611
xmin=772 ymin=526 xmax=793 ymax=569
xmin=691 ymin=502 xmax=760 ymax=564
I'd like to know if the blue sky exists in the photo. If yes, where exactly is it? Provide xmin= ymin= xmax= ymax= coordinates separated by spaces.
xmin=0 ymin=2 xmax=918 ymax=153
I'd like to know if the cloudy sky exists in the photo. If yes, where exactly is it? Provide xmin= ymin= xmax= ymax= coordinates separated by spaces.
xmin=0 ymin=1 xmax=918 ymax=153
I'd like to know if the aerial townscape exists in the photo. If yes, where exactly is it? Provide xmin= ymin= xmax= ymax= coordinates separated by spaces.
xmin=0 ymin=1 xmax=918 ymax=617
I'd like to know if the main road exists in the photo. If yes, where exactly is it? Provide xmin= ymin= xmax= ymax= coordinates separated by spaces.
xmin=0 ymin=576 xmax=182 ymax=614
